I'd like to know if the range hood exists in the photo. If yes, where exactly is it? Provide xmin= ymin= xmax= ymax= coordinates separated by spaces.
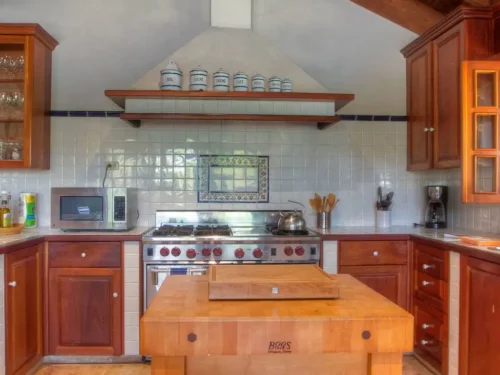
xmin=105 ymin=0 xmax=354 ymax=129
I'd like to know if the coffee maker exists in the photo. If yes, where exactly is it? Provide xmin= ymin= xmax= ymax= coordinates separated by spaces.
xmin=425 ymin=186 xmax=448 ymax=229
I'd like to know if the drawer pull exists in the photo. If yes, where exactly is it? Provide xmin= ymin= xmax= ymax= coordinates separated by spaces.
xmin=422 ymin=264 xmax=436 ymax=270
xmin=421 ymin=339 xmax=434 ymax=346
xmin=113 ymin=292 xmax=118 ymax=298
xmin=372 ymin=251 xmax=379 ymax=256
xmin=8 ymin=281 xmax=16 ymax=287
xmin=422 ymin=281 xmax=434 ymax=286
xmin=81 ymin=253 xmax=86 ymax=258
xmin=422 ymin=323 xmax=434 ymax=330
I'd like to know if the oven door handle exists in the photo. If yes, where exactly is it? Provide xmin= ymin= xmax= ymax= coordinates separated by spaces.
xmin=150 ymin=268 xmax=171 ymax=286
xmin=188 ymin=267 xmax=208 ymax=276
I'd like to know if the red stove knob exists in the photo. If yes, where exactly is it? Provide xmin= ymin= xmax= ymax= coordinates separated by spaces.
xmin=171 ymin=247 xmax=181 ymax=257
xmin=295 ymin=246 xmax=305 ymax=256
xmin=253 ymin=248 xmax=263 ymax=258
xmin=284 ymin=246 xmax=294 ymax=256
xmin=186 ymin=249 xmax=197 ymax=259
xmin=234 ymin=248 xmax=245 ymax=259
xmin=213 ymin=247 xmax=223 ymax=256
xmin=160 ymin=247 xmax=170 ymax=257
xmin=202 ymin=247 xmax=211 ymax=257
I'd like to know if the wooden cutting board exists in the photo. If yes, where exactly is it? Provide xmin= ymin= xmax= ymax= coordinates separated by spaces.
xmin=208 ymin=264 xmax=339 ymax=300
xmin=461 ymin=236 xmax=500 ymax=246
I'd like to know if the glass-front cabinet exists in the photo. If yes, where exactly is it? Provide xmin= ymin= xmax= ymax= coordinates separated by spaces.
xmin=462 ymin=61 xmax=500 ymax=203
xmin=0 ymin=24 xmax=57 ymax=169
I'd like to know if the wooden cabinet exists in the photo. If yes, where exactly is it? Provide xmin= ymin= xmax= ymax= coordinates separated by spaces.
xmin=462 ymin=60 xmax=500 ymax=203
xmin=407 ymin=44 xmax=433 ymax=170
xmin=47 ymin=242 xmax=123 ymax=355
xmin=412 ymin=240 xmax=449 ymax=375
xmin=5 ymin=244 xmax=43 ymax=375
xmin=338 ymin=240 xmax=410 ymax=311
xmin=340 ymin=265 xmax=407 ymax=308
xmin=402 ymin=9 xmax=492 ymax=171
xmin=460 ymin=256 xmax=500 ymax=375
xmin=0 ymin=24 xmax=57 ymax=169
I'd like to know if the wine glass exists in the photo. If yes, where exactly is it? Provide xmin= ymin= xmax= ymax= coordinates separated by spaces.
xmin=12 ymin=92 xmax=24 ymax=119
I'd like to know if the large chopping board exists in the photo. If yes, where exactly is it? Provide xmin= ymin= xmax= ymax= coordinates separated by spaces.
xmin=208 ymin=264 xmax=339 ymax=300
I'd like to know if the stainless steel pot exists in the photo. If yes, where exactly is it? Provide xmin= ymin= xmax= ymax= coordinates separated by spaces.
xmin=278 ymin=200 xmax=307 ymax=232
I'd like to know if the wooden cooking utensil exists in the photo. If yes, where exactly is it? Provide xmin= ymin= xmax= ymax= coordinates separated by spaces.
xmin=314 ymin=194 xmax=323 ymax=212
xmin=327 ymin=194 xmax=336 ymax=212
xmin=309 ymin=199 xmax=318 ymax=212
xmin=322 ymin=197 xmax=327 ymax=212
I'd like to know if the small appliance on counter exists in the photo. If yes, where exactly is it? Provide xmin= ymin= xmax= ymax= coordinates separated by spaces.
xmin=51 ymin=187 xmax=138 ymax=231
xmin=425 ymin=186 xmax=448 ymax=229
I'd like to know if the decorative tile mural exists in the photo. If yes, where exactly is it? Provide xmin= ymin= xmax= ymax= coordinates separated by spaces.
xmin=198 ymin=155 xmax=269 ymax=203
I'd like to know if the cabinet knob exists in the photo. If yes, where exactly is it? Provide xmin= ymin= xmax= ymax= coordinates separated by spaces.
xmin=424 ymin=127 xmax=430 ymax=132
xmin=373 ymin=251 xmax=379 ymax=256
xmin=429 ymin=127 xmax=435 ymax=132
xmin=113 ymin=292 xmax=118 ymax=298
xmin=8 ymin=281 xmax=16 ymax=287
xmin=422 ymin=323 xmax=434 ymax=330
xmin=422 ymin=264 xmax=435 ymax=270
xmin=81 ymin=253 xmax=86 ymax=258
xmin=422 ymin=280 xmax=434 ymax=286
xmin=421 ymin=339 xmax=433 ymax=346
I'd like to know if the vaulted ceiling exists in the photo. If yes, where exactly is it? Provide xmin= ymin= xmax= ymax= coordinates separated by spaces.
xmin=351 ymin=0 xmax=498 ymax=35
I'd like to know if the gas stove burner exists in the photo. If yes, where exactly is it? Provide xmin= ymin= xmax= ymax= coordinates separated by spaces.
xmin=266 ymin=224 xmax=309 ymax=236
xmin=152 ymin=225 xmax=194 ymax=237
xmin=193 ymin=225 xmax=232 ymax=236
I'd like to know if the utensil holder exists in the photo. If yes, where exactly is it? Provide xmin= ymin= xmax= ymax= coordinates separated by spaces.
xmin=376 ymin=210 xmax=391 ymax=229
xmin=317 ymin=212 xmax=331 ymax=229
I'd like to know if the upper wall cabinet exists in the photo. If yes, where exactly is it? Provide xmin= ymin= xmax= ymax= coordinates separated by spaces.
xmin=0 ymin=24 xmax=58 ymax=169
xmin=402 ymin=7 xmax=493 ymax=171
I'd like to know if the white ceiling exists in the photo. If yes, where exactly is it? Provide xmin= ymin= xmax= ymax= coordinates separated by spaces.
xmin=1 ymin=0 xmax=416 ymax=114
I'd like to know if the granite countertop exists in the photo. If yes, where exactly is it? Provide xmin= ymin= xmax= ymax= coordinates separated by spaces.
xmin=0 ymin=227 xmax=151 ymax=253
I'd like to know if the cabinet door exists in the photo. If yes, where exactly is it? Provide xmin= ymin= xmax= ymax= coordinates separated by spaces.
xmin=433 ymin=25 xmax=462 ymax=169
xmin=339 ymin=265 xmax=407 ymax=310
xmin=5 ymin=244 xmax=43 ymax=375
xmin=48 ymin=268 xmax=122 ymax=355
xmin=462 ymin=61 xmax=500 ymax=203
xmin=407 ymin=44 xmax=433 ymax=170
xmin=460 ymin=257 xmax=500 ymax=375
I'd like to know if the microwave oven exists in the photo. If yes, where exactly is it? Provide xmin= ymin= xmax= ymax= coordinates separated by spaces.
xmin=51 ymin=188 xmax=138 ymax=231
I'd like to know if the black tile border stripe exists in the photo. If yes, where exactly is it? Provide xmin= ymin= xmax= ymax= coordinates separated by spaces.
xmin=50 ymin=111 xmax=408 ymax=122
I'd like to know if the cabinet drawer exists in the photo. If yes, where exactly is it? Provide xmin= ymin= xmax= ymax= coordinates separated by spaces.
xmin=48 ymin=242 xmax=121 ymax=268
xmin=413 ymin=242 xmax=446 ymax=261
xmin=415 ymin=328 xmax=443 ymax=364
xmin=414 ymin=298 xmax=446 ymax=342
xmin=340 ymin=241 xmax=407 ymax=266
xmin=415 ymin=272 xmax=448 ymax=313
xmin=416 ymin=250 xmax=446 ymax=281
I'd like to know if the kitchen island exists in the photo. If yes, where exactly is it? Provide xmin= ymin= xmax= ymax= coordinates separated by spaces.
xmin=140 ymin=269 xmax=414 ymax=375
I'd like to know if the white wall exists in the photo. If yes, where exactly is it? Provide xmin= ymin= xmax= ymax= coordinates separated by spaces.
xmin=0 ymin=117 xmax=433 ymax=228
xmin=1 ymin=0 xmax=416 ymax=114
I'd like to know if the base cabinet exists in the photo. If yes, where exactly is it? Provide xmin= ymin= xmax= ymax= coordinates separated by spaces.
xmin=340 ymin=265 xmax=407 ymax=309
xmin=5 ymin=244 xmax=43 ymax=375
xmin=48 ymin=268 xmax=122 ymax=355
xmin=460 ymin=256 xmax=500 ymax=375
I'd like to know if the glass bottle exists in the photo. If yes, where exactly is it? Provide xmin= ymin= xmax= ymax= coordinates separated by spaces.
xmin=1 ymin=197 xmax=11 ymax=228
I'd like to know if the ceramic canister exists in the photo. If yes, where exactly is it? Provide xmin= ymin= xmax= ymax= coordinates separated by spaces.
xmin=190 ymin=65 xmax=208 ymax=91
xmin=251 ymin=74 xmax=266 ymax=92
xmin=213 ymin=68 xmax=230 ymax=91
xmin=233 ymin=71 xmax=248 ymax=92
xmin=160 ymin=60 xmax=182 ymax=91
xmin=269 ymin=76 xmax=282 ymax=92
xmin=281 ymin=77 xmax=292 ymax=92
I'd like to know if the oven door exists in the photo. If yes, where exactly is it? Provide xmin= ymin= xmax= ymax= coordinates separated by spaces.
xmin=144 ymin=264 xmax=209 ymax=309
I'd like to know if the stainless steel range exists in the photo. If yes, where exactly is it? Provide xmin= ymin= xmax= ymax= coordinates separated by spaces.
xmin=142 ymin=210 xmax=321 ymax=309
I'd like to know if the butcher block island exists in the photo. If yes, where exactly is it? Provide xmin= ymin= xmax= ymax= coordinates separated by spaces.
xmin=140 ymin=264 xmax=414 ymax=375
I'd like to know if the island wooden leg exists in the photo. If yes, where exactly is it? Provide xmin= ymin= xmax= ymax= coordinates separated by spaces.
xmin=151 ymin=356 xmax=186 ymax=375
xmin=368 ymin=353 xmax=403 ymax=375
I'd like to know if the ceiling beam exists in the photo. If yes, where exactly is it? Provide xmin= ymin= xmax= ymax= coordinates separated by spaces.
xmin=350 ymin=0 xmax=444 ymax=34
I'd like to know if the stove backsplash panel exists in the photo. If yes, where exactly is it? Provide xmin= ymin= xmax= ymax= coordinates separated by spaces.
xmin=0 ymin=117 xmax=447 ymax=228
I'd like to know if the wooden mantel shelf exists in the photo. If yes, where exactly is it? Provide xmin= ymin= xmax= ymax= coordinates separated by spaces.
xmin=104 ymin=90 xmax=354 ymax=130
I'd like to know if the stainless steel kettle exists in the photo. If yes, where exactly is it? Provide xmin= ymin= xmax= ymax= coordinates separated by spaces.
xmin=277 ymin=200 xmax=307 ymax=232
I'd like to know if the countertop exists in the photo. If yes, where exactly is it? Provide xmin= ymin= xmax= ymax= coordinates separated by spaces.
xmin=0 ymin=227 xmax=151 ymax=254
xmin=2 ymin=225 xmax=500 ymax=264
